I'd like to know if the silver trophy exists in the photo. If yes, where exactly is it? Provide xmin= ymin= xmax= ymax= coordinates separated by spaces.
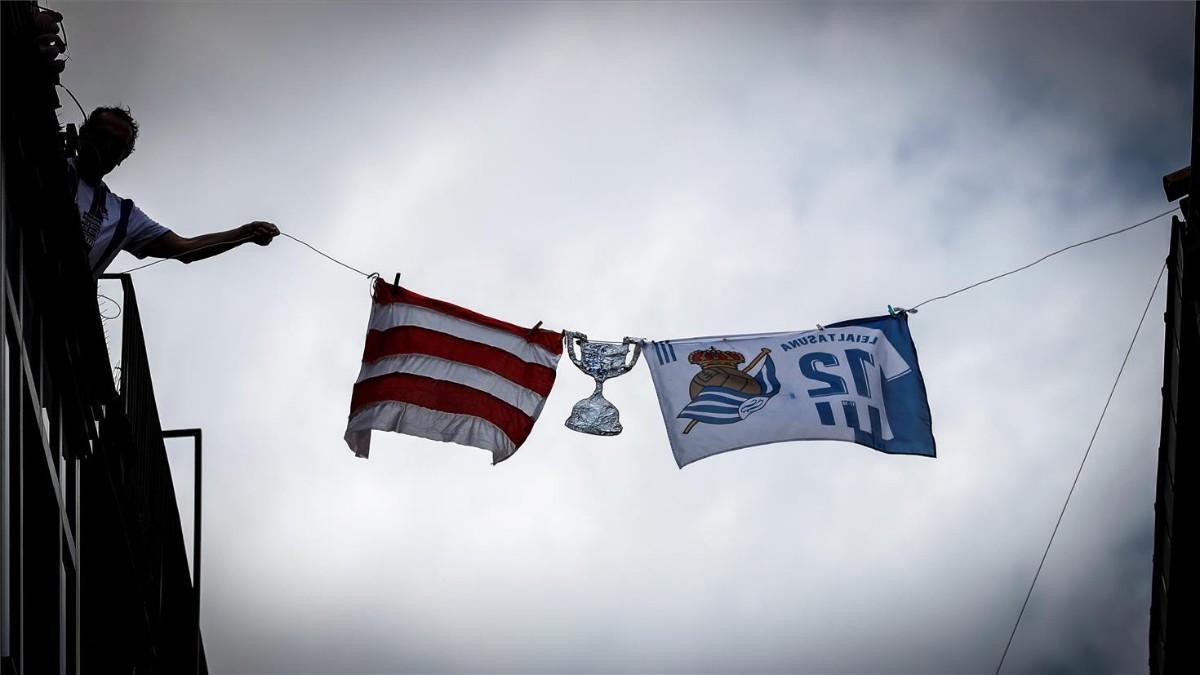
xmin=564 ymin=331 xmax=643 ymax=436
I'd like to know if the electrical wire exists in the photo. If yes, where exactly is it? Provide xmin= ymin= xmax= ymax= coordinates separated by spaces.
xmin=58 ymin=81 xmax=86 ymax=120
xmin=910 ymin=207 xmax=1178 ymax=311
xmin=994 ymin=260 xmax=1169 ymax=674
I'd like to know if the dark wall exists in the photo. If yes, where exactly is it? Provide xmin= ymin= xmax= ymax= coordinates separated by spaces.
xmin=2 ymin=3 xmax=206 ymax=673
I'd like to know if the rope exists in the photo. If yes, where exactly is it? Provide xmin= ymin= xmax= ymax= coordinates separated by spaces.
xmin=118 ymin=232 xmax=375 ymax=278
xmin=117 ymin=234 xmax=258 ymax=273
xmin=96 ymin=292 xmax=121 ymax=319
xmin=279 ymin=232 xmax=372 ymax=278
xmin=911 ymin=208 xmax=1177 ymax=311
xmin=115 ymin=209 xmax=1176 ymax=316
xmin=995 ymin=260 xmax=1168 ymax=674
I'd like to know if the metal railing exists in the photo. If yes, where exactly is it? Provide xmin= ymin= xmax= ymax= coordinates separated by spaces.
xmin=96 ymin=273 xmax=206 ymax=673
xmin=162 ymin=427 xmax=203 ymax=675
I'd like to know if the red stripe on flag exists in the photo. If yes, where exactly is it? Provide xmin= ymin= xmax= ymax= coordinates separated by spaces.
xmin=362 ymin=325 xmax=558 ymax=397
xmin=373 ymin=279 xmax=563 ymax=355
xmin=351 ymin=373 xmax=535 ymax=448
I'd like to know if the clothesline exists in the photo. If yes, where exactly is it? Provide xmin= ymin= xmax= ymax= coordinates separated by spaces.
xmin=908 ymin=207 xmax=1178 ymax=311
xmin=120 ymin=205 xmax=1180 ymax=319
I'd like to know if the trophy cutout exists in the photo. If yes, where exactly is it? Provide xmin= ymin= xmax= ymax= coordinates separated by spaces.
xmin=563 ymin=332 xmax=642 ymax=436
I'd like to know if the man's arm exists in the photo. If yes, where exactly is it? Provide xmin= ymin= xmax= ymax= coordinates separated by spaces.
xmin=139 ymin=221 xmax=279 ymax=263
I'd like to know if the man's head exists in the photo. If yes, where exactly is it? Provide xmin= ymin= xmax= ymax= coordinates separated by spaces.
xmin=77 ymin=106 xmax=138 ymax=182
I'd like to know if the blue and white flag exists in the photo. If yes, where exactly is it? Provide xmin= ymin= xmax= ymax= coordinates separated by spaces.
xmin=645 ymin=314 xmax=935 ymax=467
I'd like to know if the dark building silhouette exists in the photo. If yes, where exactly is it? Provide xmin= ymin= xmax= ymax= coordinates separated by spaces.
xmin=1150 ymin=213 xmax=1196 ymax=674
xmin=1150 ymin=8 xmax=1199 ymax=672
xmin=2 ymin=3 xmax=206 ymax=673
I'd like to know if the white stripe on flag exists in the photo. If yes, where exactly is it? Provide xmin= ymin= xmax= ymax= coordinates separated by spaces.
xmin=345 ymin=400 xmax=516 ymax=460
xmin=356 ymin=354 xmax=546 ymax=417
xmin=368 ymin=303 xmax=559 ymax=368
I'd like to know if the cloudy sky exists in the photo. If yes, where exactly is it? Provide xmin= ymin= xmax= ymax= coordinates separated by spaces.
xmin=60 ymin=2 xmax=1191 ymax=673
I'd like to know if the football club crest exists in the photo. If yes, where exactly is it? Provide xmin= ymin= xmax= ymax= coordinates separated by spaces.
xmin=677 ymin=347 xmax=781 ymax=433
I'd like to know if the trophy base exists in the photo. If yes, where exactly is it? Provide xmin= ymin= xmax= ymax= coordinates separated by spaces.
xmin=565 ymin=393 xmax=623 ymax=436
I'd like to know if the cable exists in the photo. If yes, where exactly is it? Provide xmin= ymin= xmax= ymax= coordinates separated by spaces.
xmin=96 ymin=292 xmax=122 ymax=319
xmin=994 ymin=260 xmax=1168 ymax=674
xmin=911 ymin=208 xmax=1177 ymax=311
xmin=278 ymin=232 xmax=372 ymax=278
xmin=58 ymin=82 xmax=86 ymax=120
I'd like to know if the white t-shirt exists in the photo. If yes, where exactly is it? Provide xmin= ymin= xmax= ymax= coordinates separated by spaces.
xmin=70 ymin=162 xmax=170 ymax=275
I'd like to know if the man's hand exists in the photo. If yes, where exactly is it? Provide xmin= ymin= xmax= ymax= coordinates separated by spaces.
xmin=240 ymin=221 xmax=280 ymax=246
xmin=141 ymin=221 xmax=280 ymax=264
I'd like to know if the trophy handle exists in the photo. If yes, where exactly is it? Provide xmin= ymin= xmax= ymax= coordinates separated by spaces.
xmin=563 ymin=331 xmax=587 ymax=369
xmin=612 ymin=337 xmax=643 ymax=375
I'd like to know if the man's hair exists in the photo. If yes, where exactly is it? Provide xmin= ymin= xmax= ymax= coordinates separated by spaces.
xmin=83 ymin=105 xmax=139 ymax=156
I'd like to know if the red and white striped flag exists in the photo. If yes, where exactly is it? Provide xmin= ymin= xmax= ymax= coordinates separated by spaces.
xmin=345 ymin=280 xmax=563 ymax=463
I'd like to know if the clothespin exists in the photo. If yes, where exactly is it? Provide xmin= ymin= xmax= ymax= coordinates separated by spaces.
xmin=527 ymin=321 xmax=543 ymax=337
xmin=393 ymin=273 xmax=402 ymax=289
xmin=816 ymin=323 xmax=824 ymax=331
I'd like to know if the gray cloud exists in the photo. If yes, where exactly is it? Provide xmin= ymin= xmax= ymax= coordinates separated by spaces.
xmin=61 ymin=1 xmax=1189 ymax=672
